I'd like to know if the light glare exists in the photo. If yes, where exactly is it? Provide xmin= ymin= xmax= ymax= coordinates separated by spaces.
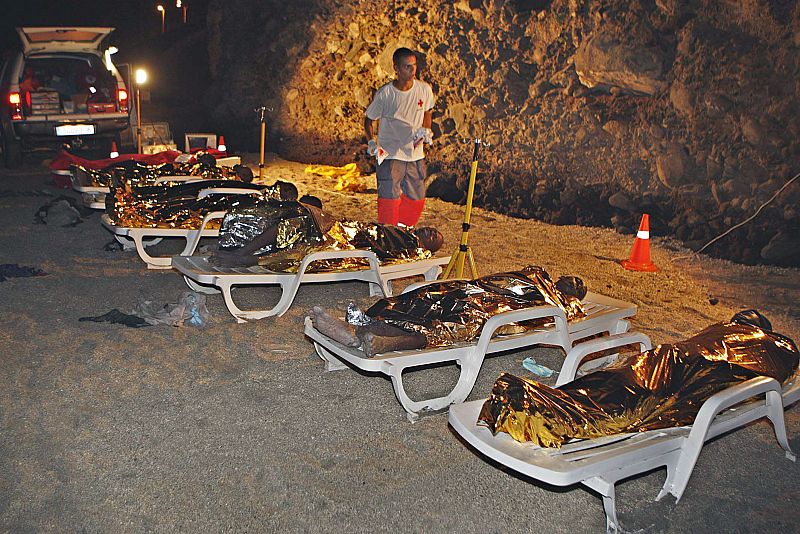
xmin=135 ymin=69 xmax=148 ymax=85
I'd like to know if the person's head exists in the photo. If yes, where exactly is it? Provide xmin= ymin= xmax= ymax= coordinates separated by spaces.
xmin=392 ymin=48 xmax=417 ymax=84
xmin=555 ymin=275 xmax=587 ymax=301
xmin=731 ymin=309 xmax=772 ymax=331
xmin=275 ymin=180 xmax=298 ymax=201
xmin=197 ymin=153 xmax=216 ymax=169
xmin=299 ymin=194 xmax=323 ymax=209
xmin=415 ymin=227 xmax=443 ymax=252
xmin=233 ymin=164 xmax=254 ymax=183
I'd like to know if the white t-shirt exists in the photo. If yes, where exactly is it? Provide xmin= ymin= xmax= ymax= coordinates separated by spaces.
xmin=365 ymin=79 xmax=435 ymax=162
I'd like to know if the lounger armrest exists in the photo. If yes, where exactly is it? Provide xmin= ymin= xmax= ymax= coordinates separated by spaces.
xmin=183 ymin=210 xmax=228 ymax=256
xmin=688 ymin=376 xmax=782 ymax=446
xmin=196 ymin=211 xmax=227 ymax=232
xmin=556 ymin=332 xmax=652 ymax=386
xmin=296 ymin=249 xmax=381 ymax=277
xmin=197 ymin=187 xmax=261 ymax=199
xmin=474 ymin=305 xmax=570 ymax=357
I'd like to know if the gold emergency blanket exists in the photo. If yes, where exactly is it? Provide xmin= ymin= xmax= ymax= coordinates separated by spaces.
xmin=364 ymin=266 xmax=586 ymax=347
xmin=76 ymin=157 xmax=246 ymax=188
xmin=216 ymin=200 xmax=433 ymax=272
xmin=305 ymin=163 xmax=366 ymax=193
xmin=108 ymin=180 xmax=281 ymax=229
xmin=259 ymin=219 xmax=431 ymax=273
xmin=478 ymin=311 xmax=799 ymax=448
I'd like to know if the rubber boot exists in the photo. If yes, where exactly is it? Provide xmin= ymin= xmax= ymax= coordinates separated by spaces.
xmin=377 ymin=197 xmax=400 ymax=225
xmin=398 ymin=195 xmax=425 ymax=227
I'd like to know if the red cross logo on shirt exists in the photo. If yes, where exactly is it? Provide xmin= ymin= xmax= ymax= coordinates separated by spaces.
xmin=418 ymin=99 xmax=423 ymax=108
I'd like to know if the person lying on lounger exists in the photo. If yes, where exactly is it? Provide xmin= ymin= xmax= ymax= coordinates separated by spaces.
xmin=309 ymin=265 xmax=587 ymax=356
xmin=478 ymin=309 xmax=799 ymax=448
xmin=78 ymin=153 xmax=254 ymax=187
xmin=107 ymin=177 xmax=298 ymax=229
xmin=211 ymin=198 xmax=445 ymax=270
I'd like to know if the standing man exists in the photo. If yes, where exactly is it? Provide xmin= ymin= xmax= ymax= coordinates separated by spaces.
xmin=365 ymin=47 xmax=435 ymax=227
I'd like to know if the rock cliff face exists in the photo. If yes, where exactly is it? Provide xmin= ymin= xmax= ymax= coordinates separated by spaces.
xmin=206 ymin=0 xmax=800 ymax=266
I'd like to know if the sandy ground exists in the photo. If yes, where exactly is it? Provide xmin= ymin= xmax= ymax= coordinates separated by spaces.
xmin=0 ymin=152 xmax=798 ymax=533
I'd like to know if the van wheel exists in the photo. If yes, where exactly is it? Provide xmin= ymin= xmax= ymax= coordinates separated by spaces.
xmin=3 ymin=138 xmax=23 ymax=169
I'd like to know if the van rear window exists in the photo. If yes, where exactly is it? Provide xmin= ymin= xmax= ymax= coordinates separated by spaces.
xmin=19 ymin=54 xmax=117 ymax=114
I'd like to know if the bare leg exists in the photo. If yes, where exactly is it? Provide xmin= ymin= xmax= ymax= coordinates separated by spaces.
xmin=308 ymin=306 xmax=359 ymax=347
xmin=356 ymin=323 xmax=426 ymax=357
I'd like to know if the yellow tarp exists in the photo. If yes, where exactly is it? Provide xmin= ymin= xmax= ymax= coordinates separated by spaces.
xmin=305 ymin=163 xmax=366 ymax=193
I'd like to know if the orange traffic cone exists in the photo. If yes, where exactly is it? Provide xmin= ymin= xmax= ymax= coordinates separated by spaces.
xmin=621 ymin=214 xmax=658 ymax=272
xmin=109 ymin=141 xmax=119 ymax=158
xmin=217 ymin=135 xmax=226 ymax=152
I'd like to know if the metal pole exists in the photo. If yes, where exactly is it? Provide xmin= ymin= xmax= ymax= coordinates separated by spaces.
xmin=161 ymin=11 xmax=165 ymax=34
xmin=442 ymin=138 xmax=481 ymax=280
xmin=255 ymin=106 xmax=270 ymax=180
xmin=136 ymin=87 xmax=142 ymax=154
xmin=259 ymin=121 xmax=266 ymax=179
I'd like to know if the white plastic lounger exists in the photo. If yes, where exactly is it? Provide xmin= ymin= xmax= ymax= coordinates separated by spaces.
xmin=172 ymin=252 xmax=451 ymax=322
xmin=448 ymin=333 xmax=799 ymax=533
xmin=304 ymin=291 xmax=638 ymax=421
xmin=101 ymin=188 xmax=256 ymax=269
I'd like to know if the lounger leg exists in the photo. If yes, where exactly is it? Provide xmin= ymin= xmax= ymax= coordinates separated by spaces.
xmin=218 ymin=281 xmax=300 ymax=322
xmin=132 ymin=234 xmax=173 ymax=269
xmin=369 ymin=281 xmax=388 ymax=297
xmin=583 ymin=477 xmax=621 ymax=533
xmin=114 ymin=234 xmax=137 ymax=250
xmin=114 ymin=235 xmax=163 ymax=250
xmin=386 ymin=359 xmax=481 ymax=422
xmin=612 ymin=319 xmax=630 ymax=334
xmin=656 ymin=453 xmax=682 ymax=502
xmin=218 ymin=283 xmax=250 ymax=323
xmin=378 ymin=279 xmax=393 ymax=297
xmin=423 ymin=265 xmax=442 ymax=281
xmin=179 ymin=230 xmax=202 ymax=256
xmin=765 ymin=389 xmax=796 ymax=461
xmin=314 ymin=343 xmax=349 ymax=372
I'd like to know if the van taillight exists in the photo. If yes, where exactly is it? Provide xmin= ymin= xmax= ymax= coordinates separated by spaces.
xmin=117 ymin=89 xmax=129 ymax=112
xmin=8 ymin=92 xmax=23 ymax=120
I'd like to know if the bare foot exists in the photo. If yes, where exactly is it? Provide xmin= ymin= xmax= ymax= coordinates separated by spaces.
xmin=357 ymin=325 xmax=426 ymax=357
xmin=308 ymin=306 xmax=359 ymax=347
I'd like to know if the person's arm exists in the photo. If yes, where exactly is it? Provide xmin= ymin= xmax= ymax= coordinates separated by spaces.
xmin=365 ymin=116 xmax=379 ymax=155
xmin=364 ymin=116 xmax=378 ymax=141
xmin=414 ymin=109 xmax=435 ymax=147
xmin=422 ymin=109 xmax=432 ymax=130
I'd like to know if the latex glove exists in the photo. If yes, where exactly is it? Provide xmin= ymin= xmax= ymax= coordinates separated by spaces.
xmin=367 ymin=139 xmax=379 ymax=157
xmin=413 ymin=127 xmax=433 ymax=147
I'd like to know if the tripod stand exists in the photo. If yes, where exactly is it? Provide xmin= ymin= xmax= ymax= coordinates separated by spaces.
xmin=441 ymin=138 xmax=487 ymax=279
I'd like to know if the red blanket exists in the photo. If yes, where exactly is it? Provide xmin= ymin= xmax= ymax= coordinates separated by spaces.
xmin=49 ymin=148 xmax=230 ymax=171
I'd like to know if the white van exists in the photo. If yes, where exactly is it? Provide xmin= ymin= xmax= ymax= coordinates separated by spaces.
xmin=0 ymin=27 xmax=131 ymax=167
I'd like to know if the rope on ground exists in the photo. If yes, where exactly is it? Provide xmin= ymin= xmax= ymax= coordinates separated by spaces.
xmin=674 ymin=170 xmax=799 ymax=261
xmin=305 ymin=163 xmax=366 ymax=193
